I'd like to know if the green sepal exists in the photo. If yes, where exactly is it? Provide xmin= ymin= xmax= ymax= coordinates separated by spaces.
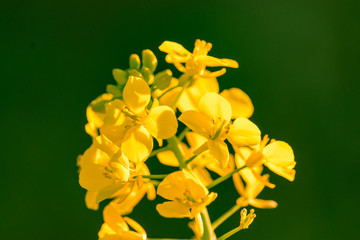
xmin=112 ymin=68 xmax=128 ymax=85
xmin=154 ymin=69 xmax=172 ymax=90
xmin=91 ymin=100 xmax=109 ymax=113
xmin=106 ymin=84 xmax=122 ymax=98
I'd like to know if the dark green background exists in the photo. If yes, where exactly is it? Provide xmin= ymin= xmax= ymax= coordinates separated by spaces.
xmin=1 ymin=0 xmax=359 ymax=239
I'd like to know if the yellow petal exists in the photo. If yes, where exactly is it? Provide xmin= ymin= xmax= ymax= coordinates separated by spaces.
xmin=227 ymin=118 xmax=261 ymax=147
xmin=123 ymin=217 xmax=147 ymax=237
xmin=189 ymin=192 xmax=217 ymax=218
xmin=100 ymin=100 xmax=132 ymax=144
xmin=157 ymin=171 xmax=208 ymax=201
xmin=248 ymin=199 xmax=278 ymax=209
xmin=233 ymin=172 xmax=245 ymax=196
xmin=205 ymin=153 xmax=234 ymax=176
xmin=157 ymin=142 xmax=192 ymax=167
xmin=104 ymin=99 xmax=126 ymax=121
xmin=234 ymin=147 xmax=252 ymax=168
xmin=220 ymin=88 xmax=254 ymax=118
xmin=96 ymin=182 xmax=127 ymax=203
xmin=159 ymin=41 xmax=191 ymax=60
xmin=208 ymin=140 xmax=229 ymax=168
xmin=79 ymin=164 xmax=114 ymax=192
xmin=157 ymin=150 xmax=179 ymax=167
xmin=178 ymin=76 xmax=219 ymax=112
xmin=158 ymin=86 xmax=182 ymax=108
xmin=243 ymin=171 xmax=266 ymax=199
xmin=110 ymin=185 xmax=146 ymax=215
xmin=190 ymin=167 xmax=213 ymax=187
xmin=103 ymin=202 xmax=128 ymax=232
xmin=94 ymin=135 xmax=119 ymax=158
xmin=197 ymin=55 xmax=239 ymax=68
xmin=85 ymin=191 xmax=99 ymax=210
xmin=122 ymin=125 xmax=153 ymax=163
xmin=263 ymin=141 xmax=296 ymax=181
xmin=79 ymin=144 xmax=109 ymax=167
xmin=199 ymin=93 xmax=232 ymax=124
xmin=109 ymin=151 xmax=130 ymax=182
xmin=186 ymin=132 xmax=208 ymax=150
xmin=178 ymin=111 xmax=213 ymax=138
xmin=144 ymin=106 xmax=178 ymax=139
xmin=156 ymin=201 xmax=191 ymax=218
xmin=145 ymin=183 xmax=156 ymax=200
xmin=86 ymin=93 xmax=113 ymax=136
xmin=98 ymin=223 xmax=118 ymax=238
xmin=123 ymin=77 xmax=151 ymax=113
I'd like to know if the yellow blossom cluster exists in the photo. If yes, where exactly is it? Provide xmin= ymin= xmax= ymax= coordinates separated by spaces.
xmin=77 ymin=40 xmax=296 ymax=240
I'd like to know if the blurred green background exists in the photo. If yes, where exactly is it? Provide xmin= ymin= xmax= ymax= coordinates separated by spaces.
xmin=1 ymin=0 xmax=359 ymax=239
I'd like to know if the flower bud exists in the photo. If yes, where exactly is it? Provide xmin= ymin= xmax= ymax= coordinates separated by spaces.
xmin=142 ymin=49 xmax=157 ymax=72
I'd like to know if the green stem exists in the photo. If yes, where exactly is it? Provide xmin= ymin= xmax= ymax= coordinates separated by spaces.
xmin=185 ymin=146 xmax=208 ymax=165
xmin=149 ymin=146 xmax=170 ymax=157
xmin=212 ymin=204 xmax=242 ymax=230
xmin=200 ymin=208 xmax=216 ymax=240
xmin=150 ymin=180 xmax=161 ymax=186
xmin=185 ymin=154 xmax=198 ymax=165
xmin=157 ymin=85 xmax=180 ymax=99
xmin=217 ymin=227 xmax=241 ymax=240
xmin=178 ymin=127 xmax=189 ymax=141
xmin=207 ymin=166 xmax=246 ymax=190
xmin=167 ymin=136 xmax=186 ymax=169
xmin=141 ymin=174 xmax=167 ymax=180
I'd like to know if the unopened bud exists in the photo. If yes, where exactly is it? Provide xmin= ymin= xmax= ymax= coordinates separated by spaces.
xmin=129 ymin=54 xmax=141 ymax=69
xmin=142 ymin=49 xmax=157 ymax=72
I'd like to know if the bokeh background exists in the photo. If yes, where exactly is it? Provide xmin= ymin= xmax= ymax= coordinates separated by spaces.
xmin=1 ymin=0 xmax=359 ymax=239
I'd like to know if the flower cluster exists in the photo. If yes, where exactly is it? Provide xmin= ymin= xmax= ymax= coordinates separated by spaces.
xmin=77 ymin=40 xmax=296 ymax=240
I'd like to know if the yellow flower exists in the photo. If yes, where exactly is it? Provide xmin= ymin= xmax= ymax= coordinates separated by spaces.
xmin=100 ymin=99 xmax=133 ymax=146
xmin=157 ymin=76 xmax=254 ymax=120
xmin=79 ymin=135 xmax=130 ymax=194
xmin=156 ymin=170 xmax=217 ymax=218
xmin=156 ymin=131 xmax=233 ymax=186
xmin=86 ymin=76 xmax=178 ymax=163
xmin=120 ymin=76 xmax=178 ymax=162
xmin=236 ymin=135 xmax=296 ymax=182
xmin=220 ymin=88 xmax=254 ymax=119
xmin=98 ymin=202 xmax=147 ymax=240
xmin=108 ymin=181 xmax=156 ymax=215
xmin=159 ymin=39 xmax=238 ymax=78
xmin=232 ymin=157 xmax=277 ymax=208
xmin=78 ymin=135 xmax=154 ymax=205
xmin=85 ymin=93 xmax=113 ymax=137
xmin=179 ymin=93 xmax=260 ymax=168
